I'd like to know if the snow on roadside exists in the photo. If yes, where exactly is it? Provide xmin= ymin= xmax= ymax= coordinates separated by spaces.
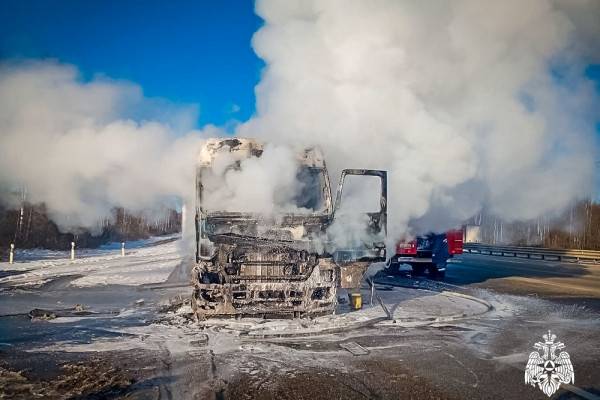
xmin=0 ymin=236 xmax=183 ymax=288
xmin=97 ymin=234 xmax=181 ymax=250
xmin=70 ymin=257 xmax=179 ymax=287
xmin=10 ymin=233 xmax=181 ymax=262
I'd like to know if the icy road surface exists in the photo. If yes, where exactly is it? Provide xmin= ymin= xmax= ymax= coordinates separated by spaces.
xmin=0 ymin=238 xmax=599 ymax=399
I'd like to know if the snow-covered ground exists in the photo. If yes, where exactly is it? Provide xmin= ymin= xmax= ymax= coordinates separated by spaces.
xmin=2 ymin=239 xmax=598 ymax=400
xmin=0 ymin=234 xmax=183 ymax=289
xmin=0 ymin=236 xmax=497 ymax=360
xmin=1 ymin=234 xmax=496 ymax=356
xmin=11 ymin=234 xmax=180 ymax=261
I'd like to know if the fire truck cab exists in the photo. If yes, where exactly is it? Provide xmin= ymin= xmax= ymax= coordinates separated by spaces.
xmin=387 ymin=229 xmax=463 ymax=279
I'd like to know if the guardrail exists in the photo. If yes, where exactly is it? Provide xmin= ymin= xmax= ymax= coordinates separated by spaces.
xmin=463 ymin=243 xmax=600 ymax=263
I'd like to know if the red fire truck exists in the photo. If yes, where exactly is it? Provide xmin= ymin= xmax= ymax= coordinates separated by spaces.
xmin=387 ymin=229 xmax=463 ymax=279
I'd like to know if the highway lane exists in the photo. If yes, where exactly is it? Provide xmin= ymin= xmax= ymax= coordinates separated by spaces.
xmin=445 ymin=253 xmax=600 ymax=308
xmin=1 ymin=246 xmax=599 ymax=399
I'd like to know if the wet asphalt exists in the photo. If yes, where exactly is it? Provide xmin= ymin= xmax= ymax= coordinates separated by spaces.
xmin=0 ymin=253 xmax=599 ymax=399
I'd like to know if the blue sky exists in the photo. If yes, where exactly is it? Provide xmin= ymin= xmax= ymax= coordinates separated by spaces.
xmin=1 ymin=1 xmax=598 ymax=133
xmin=0 ymin=0 xmax=264 ymax=127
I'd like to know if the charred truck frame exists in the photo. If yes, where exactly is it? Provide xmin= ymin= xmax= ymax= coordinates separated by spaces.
xmin=191 ymin=138 xmax=387 ymax=319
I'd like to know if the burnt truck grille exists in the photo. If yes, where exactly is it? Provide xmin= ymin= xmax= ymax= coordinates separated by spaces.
xmin=191 ymin=258 xmax=338 ymax=318
xmin=238 ymin=263 xmax=308 ymax=278
xmin=227 ymin=249 xmax=317 ymax=281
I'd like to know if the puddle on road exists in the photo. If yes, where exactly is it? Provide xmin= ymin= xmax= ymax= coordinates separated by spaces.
xmin=0 ymin=282 xmax=189 ymax=353
xmin=0 ymin=281 xmax=185 ymax=316
xmin=0 ymin=312 xmax=150 ymax=350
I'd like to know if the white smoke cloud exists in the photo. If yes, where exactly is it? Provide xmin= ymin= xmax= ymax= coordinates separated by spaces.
xmin=0 ymin=61 xmax=206 ymax=230
xmin=238 ymin=0 xmax=599 ymax=238
xmin=1 ymin=0 xmax=598 ymax=243
xmin=201 ymin=143 xmax=305 ymax=214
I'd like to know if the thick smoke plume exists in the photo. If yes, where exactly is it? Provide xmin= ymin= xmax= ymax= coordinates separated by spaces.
xmin=1 ymin=0 xmax=599 ymax=243
xmin=201 ymin=144 xmax=307 ymax=215
xmin=239 ymin=0 xmax=599 ymax=238
xmin=0 ymin=61 xmax=205 ymax=230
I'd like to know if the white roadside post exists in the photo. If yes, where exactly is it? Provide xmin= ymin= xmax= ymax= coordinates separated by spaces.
xmin=9 ymin=243 xmax=14 ymax=264
xmin=70 ymin=241 xmax=75 ymax=261
xmin=181 ymin=204 xmax=186 ymax=238
xmin=121 ymin=242 xmax=125 ymax=257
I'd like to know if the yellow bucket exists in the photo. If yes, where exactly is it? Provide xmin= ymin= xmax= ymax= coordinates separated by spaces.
xmin=349 ymin=293 xmax=362 ymax=310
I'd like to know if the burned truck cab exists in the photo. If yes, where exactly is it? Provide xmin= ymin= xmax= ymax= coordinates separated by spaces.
xmin=191 ymin=138 xmax=386 ymax=319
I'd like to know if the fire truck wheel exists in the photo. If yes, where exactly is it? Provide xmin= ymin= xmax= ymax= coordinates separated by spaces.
xmin=411 ymin=264 xmax=426 ymax=275
xmin=427 ymin=264 xmax=446 ymax=280
xmin=387 ymin=262 xmax=401 ymax=275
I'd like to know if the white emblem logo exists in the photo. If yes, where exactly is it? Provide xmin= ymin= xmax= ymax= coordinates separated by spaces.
xmin=525 ymin=330 xmax=574 ymax=397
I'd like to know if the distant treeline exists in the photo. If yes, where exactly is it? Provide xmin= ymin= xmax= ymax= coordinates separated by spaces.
xmin=469 ymin=200 xmax=600 ymax=250
xmin=0 ymin=203 xmax=181 ymax=253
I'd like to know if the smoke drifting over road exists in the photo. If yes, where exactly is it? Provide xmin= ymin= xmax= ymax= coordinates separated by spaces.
xmin=239 ymin=0 xmax=599 ymax=238
xmin=0 ymin=0 xmax=599 ymax=239
xmin=0 ymin=62 xmax=205 ymax=229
